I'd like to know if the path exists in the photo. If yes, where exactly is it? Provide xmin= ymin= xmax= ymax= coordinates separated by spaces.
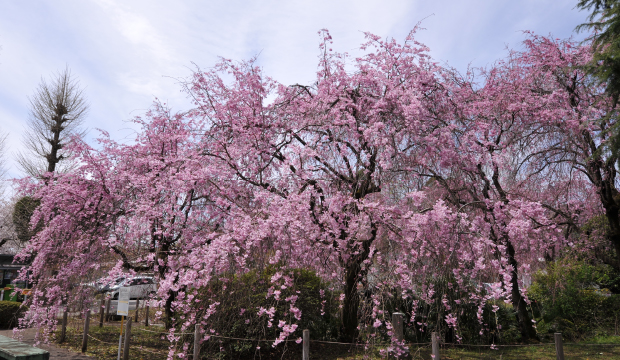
xmin=0 ymin=329 xmax=93 ymax=360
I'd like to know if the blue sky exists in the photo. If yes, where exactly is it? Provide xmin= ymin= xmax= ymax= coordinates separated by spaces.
xmin=0 ymin=0 xmax=589 ymax=181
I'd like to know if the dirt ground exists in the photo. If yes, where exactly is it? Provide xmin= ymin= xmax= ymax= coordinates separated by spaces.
xmin=0 ymin=328 xmax=93 ymax=360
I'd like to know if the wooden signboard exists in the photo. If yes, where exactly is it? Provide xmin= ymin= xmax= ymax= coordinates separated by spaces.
xmin=117 ymin=287 xmax=130 ymax=316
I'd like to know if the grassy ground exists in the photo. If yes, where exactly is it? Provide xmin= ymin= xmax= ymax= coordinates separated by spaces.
xmin=56 ymin=315 xmax=620 ymax=359
xmin=427 ymin=344 xmax=620 ymax=360
xmin=60 ymin=322 xmax=168 ymax=360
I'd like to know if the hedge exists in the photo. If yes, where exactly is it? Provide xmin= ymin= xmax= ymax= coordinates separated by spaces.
xmin=0 ymin=301 xmax=27 ymax=329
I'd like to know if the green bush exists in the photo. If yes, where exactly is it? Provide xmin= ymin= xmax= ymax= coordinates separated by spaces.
xmin=187 ymin=267 xmax=339 ymax=359
xmin=0 ymin=301 xmax=27 ymax=329
xmin=529 ymin=259 xmax=620 ymax=341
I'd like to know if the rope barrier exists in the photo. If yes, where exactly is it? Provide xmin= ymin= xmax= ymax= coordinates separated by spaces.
xmin=443 ymin=342 xmax=554 ymax=347
xmin=443 ymin=342 xmax=620 ymax=347
xmin=309 ymin=339 xmax=374 ymax=346
xmin=563 ymin=343 xmax=620 ymax=346
xmin=68 ymin=322 xmax=620 ymax=351
xmin=205 ymin=334 xmax=299 ymax=342
xmin=134 ymin=327 xmax=193 ymax=335
xmin=134 ymin=327 xmax=299 ymax=341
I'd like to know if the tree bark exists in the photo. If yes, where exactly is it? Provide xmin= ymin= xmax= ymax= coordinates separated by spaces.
xmin=47 ymin=113 xmax=64 ymax=173
xmin=341 ymin=261 xmax=361 ymax=342
xmin=584 ymin=153 xmax=620 ymax=272
xmin=164 ymin=290 xmax=175 ymax=330
xmin=506 ymin=241 xmax=538 ymax=341
xmin=601 ymin=184 xmax=620 ymax=272
xmin=604 ymin=205 xmax=620 ymax=271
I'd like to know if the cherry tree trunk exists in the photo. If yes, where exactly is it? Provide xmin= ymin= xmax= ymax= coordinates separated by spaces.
xmin=341 ymin=261 xmax=362 ymax=342
xmin=164 ymin=290 xmax=176 ymax=330
xmin=604 ymin=201 xmax=620 ymax=272
xmin=589 ymin=156 xmax=620 ymax=272
xmin=507 ymin=241 xmax=538 ymax=341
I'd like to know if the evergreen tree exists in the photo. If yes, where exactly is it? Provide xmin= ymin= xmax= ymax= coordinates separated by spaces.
xmin=577 ymin=0 xmax=620 ymax=161
xmin=577 ymin=0 xmax=620 ymax=103
xmin=12 ymin=196 xmax=41 ymax=243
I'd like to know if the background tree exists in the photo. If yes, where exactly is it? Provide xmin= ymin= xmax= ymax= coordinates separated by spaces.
xmin=0 ymin=130 xmax=17 ymax=252
xmin=576 ymin=1 xmax=620 ymax=167
xmin=577 ymin=0 xmax=620 ymax=104
xmin=0 ymin=200 xmax=18 ymax=253
xmin=11 ymin=196 xmax=41 ymax=243
xmin=0 ymin=130 xmax=6 ymax=185
xmin=512 ymin=35 xmax=620 ymax=270
xmin=16 ymin=67 xmax=88 ymax=177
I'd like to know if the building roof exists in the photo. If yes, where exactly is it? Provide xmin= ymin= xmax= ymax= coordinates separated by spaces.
xmin=0 ymin=254 xmax=26 ymax=270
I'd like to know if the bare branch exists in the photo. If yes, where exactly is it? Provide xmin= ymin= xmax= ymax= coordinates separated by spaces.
xmin=16 ymin=66 xmax=88 ymax=177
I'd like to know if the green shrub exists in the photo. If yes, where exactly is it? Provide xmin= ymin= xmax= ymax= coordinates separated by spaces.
xmin=187 ymin=267 xmax=339 ymax=359
xmin=0 ymin=301 xmax=27 ymax=329
xmin=12 ymin=196 xmax=42 ymax=243
xmin=529 ymin=259 xmax=620 ymax=341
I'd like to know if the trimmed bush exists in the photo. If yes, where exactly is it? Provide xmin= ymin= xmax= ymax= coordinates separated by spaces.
xmin=0 ymin=301 xmax=27 ymax=329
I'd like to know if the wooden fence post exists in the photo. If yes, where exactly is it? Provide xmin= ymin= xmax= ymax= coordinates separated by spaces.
xmin=302 ymin=329 xmax=309 ymax=360
xmin=122 ymin=317 xmax=132 ymax=360
xmin=194 ymin=324 xmax=201 ymax=360
xmin=60 ymin=308 xmax=68 ymax=343
xmin=555 ymin=333 xmax=564 ymax=360
xmin=134 ymin=298 xmax=140 ymax=322
xmin=392 ymin=312 xmax=408 ymax=357
xmin=431 ymin=332 xmax=440 ymax=360
xmin=105 ymin=297 xmax=111 ymax=322
xmin=81 ymin=309 xmax=90 ymax=353
xmin=99 ymin=299 xmax=105 ymax=327
xmin=144 ymin=303 xmax=149 ymax=326
xmin=392 ymin=312 xmax=404 ymax=341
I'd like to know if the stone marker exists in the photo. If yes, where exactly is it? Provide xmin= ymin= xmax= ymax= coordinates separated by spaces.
xmin=0 ymin=335 xmax=50 ymax=360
